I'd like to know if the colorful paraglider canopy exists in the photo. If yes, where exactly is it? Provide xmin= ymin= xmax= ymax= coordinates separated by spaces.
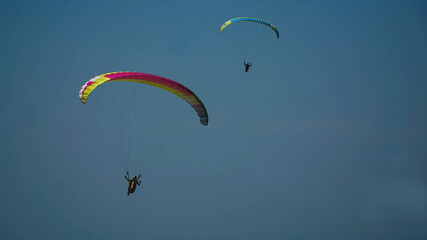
xmin=79 ymin=71 xmax=208 ymax=126
xmin=220 ymin=17 xmax=279 ymax=39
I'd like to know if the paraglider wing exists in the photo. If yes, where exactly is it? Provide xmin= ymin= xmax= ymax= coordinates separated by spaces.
xmin=79 ymin=71 xmax=208 ymax=126
xmin=220 ymin=17 xmax=279 ymax=39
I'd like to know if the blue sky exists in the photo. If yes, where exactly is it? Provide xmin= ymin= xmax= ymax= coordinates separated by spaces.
xmin=1 ymin=0 xmax=426 ymax=239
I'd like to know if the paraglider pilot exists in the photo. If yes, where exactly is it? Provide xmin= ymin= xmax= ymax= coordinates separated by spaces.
xmin=125 ymin=172 xmax=142 ymax=195
xmin=244 ymin=61 xmax=252 ymax=72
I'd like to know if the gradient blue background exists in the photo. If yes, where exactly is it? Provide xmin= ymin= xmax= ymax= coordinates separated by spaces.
xmin=1 ymin=0 xmax=426 ymax=239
